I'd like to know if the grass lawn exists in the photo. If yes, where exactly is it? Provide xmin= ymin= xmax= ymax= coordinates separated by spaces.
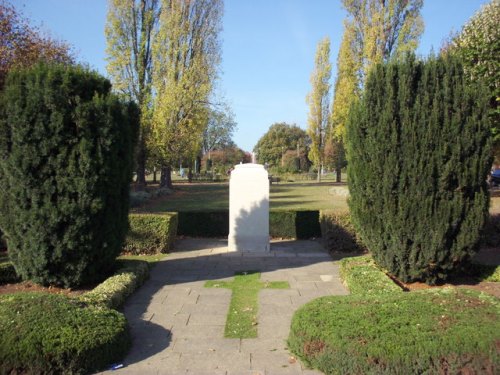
xmin=135 ymin=181 xmax=349 ymax=212
xmin=135 ymin=181 xmax=500 ymax=215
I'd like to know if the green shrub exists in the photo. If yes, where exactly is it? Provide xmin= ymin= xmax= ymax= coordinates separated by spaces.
xmin=288 ymin=288 xmax=499 ymax=375
xmin=346 ymin=54 xmax=492 ymax=284
xmin=339 ymin=255 xmax=402 ymax=295
xmin=80 ymin=259 xmax=149 ymax=309
xmin=320 ymin=211 xmax=364 ymax=252
xmin=177 ymin=211 xmax=229 ymax=237
xmin=0 ymin=293 xmax=130 ymax=374
xmin=124 ymin=213 xmax=178 ymax=255
xmin=0 ymin=63 xmax=138 ymax=287
xmin=270 ymin=211 xmax=321 ymax=239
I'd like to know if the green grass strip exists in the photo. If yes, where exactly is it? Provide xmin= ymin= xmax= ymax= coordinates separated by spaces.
xmin=205 ymin=271 xmax=290 ymax=338
xmin=339 ymin=255 xmax=403 ymax=295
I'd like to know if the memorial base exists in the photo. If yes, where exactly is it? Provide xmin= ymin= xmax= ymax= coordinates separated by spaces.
xmin=228 ymin=234 xmax=270 ymax=252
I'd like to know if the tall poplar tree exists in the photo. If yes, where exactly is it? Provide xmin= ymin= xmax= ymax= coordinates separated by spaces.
xmin=151 ymin=0 xmax=222 ymax=188
xmin=306 ymin=37 xmax=331 ymax=182
xmin=328 ymin=20 xmax=359 ymax=182
xmin=329 ymin=0 xmax=423 ymax=174
xmin=342 ymin=0 xmax=424 ymax=84
xmin=105 ymin=0 xmax=160 ymax=188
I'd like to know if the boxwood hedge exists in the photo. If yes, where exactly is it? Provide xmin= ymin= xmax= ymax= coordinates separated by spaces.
xmin=0 ymin=293 xmax=130 ymax=374
xmin=124 ymin=213 xmax=178 ymax=255
xmin=177 ymin=210 xmax=321 ymax=239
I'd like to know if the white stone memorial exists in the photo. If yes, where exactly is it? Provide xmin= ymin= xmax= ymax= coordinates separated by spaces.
xmin=228 ymin=163 xmax=270 ymax=252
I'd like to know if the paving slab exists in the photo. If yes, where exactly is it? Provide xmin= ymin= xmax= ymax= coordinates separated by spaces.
xmin=98 ymin=238 xmax=348 ymax=375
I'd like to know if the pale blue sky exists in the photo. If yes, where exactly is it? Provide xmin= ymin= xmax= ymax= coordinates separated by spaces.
xmin=13 ymin=0 xmax=490 ymax=152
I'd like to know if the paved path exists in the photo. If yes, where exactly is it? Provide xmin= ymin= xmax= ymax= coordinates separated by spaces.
xmin=103 ymin=239 xmax=349 ymax=375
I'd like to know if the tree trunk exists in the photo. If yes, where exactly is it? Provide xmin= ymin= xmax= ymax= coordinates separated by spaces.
xmin=153 ymin=166 xmax=157 ymax=183
xmin=160 ymin=165 xmax=173 ymax=189
xmin=135 ymin=135 xmax=147 ymax=190
xmin=317 ymin=164 xmax=322 ymax=182
xmin=196 ymin=155 xmax=201 ymax=174
xmin=188 ymin=167 xmax=193 ymax=183
xmin=335 ymin=164 xmax=342 ymax=183
xmin=335 ymin=140 xmax=344 ymax=183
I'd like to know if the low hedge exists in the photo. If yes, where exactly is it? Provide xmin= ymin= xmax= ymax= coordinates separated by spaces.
xmin=339 ymin=255 xmax=402 ymax=296
xmin=124 ymin=213 xmax=178 ymax=254
xmin=288 ymin=288 xmax=500 ymax=375
xmin=320 ymin=211 xmax=364 ymax=253
xmin=468 ymin=263 xmax=500 ymax=282
xmin=0 ymin=293 xmax=130 ymax=374
xmin=178 ymin=211 xmax=229 ymax=237
xmin=80 ymin=259 xmax=149 ymax=309
xmin=178 ymin=210 xmax=321 ymax=239
xmin=270 ymin=211 xmax=321 ymax=239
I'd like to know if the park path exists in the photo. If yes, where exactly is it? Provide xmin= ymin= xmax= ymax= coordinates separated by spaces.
xmin=101 ymin=239 xmax=349 ymax=375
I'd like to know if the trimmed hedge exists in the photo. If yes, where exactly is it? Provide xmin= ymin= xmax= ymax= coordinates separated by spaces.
xmin=178 ymin=210 xmax=321 ymax=239
xmin=124 ymin=213 xmax=178 ymax=255
xmin=339 ymin=255 xmax=402 ymax=296
xmin=0 ymin=293 xmax=130 ymax=374
xmin=288 ymin=288 xmax=499 ymax=375
xmin=320 ymin=211 xmax=364 ymax=253
xmin=468 ymin=263 xmax=500 ymax=282
xmin=178 ymin=211 xmax=229 ymax=237
xmin=80 ymin=259 xmax=149 ymax=309
xmin=270 ymin=211 xmax=321 ymax=239
xmin=0 ymin=63 xmax=138 ymax=287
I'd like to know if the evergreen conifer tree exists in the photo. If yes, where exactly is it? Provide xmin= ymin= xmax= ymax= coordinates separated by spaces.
xmin=346 ymin=54 xmax=492 ymax=283
xmin=0 ymin=63 xmax=138 ymax=287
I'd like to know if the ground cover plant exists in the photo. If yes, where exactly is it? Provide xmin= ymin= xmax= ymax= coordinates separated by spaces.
xmin=339 ymin=255 xmax=402 ymax=295
xmin=80 ymin=259 xmax=149 ymax=309
xmin=0 ymin=255 xmax=152 ymax=373
xmin=0 ymin=63 xmax=138 ymax=287
xmin=0 ymin=293 xmax=130 ymax=374
xmin=347 ymin=54 xmax=492 ymax=284
xmin=288 ymin=288 xmax=499 ymax=375
xmin=205 ymin=271 xmax=289 ymax=338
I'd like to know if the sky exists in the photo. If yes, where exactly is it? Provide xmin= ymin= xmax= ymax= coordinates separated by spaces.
xmin=12 ymin=0 xmax=491 ymax=152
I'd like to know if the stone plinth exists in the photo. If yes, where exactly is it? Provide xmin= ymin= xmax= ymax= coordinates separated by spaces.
xmin=228 ymin=164 xmax=269 ymax=252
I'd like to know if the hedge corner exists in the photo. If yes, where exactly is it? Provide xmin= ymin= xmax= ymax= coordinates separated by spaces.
xmin=124 ymin=213 xmax=178 ymax=255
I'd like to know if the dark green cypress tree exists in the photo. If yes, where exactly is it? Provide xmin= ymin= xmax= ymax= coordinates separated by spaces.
xmin=0 ymin=63 xmax=138 ymax=287
xmin=346 ymin=54 xmax=492 ymax=284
